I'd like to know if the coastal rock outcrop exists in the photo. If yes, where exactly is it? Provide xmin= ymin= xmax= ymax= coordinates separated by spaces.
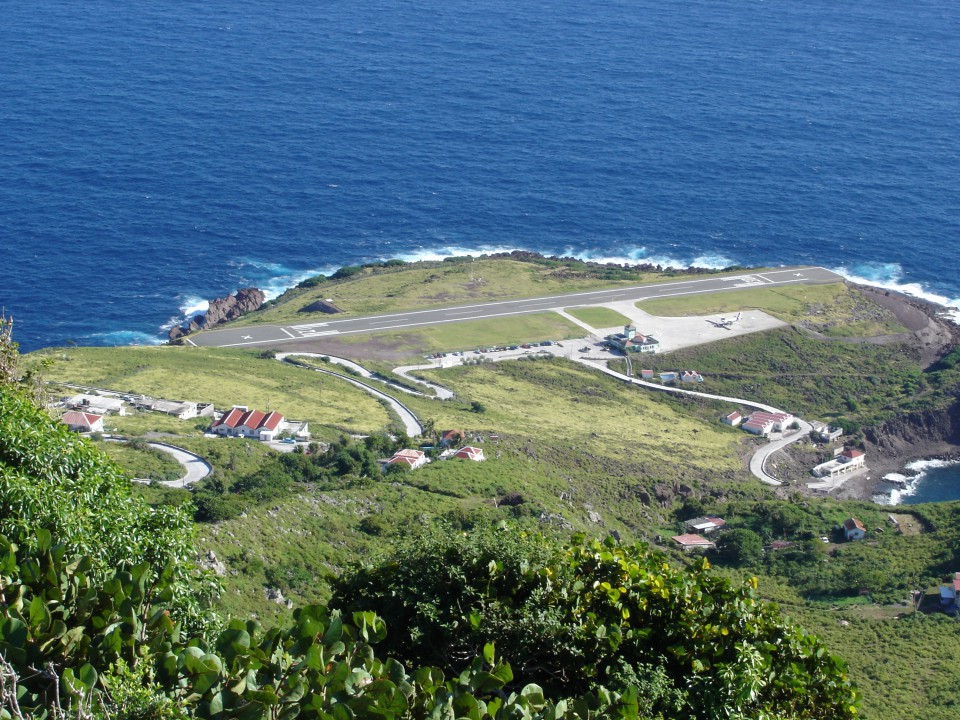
xmin=168 ymin=287 xmax=266 ymax=341
xmin=864 ymin=402 xmax=960 ymax=456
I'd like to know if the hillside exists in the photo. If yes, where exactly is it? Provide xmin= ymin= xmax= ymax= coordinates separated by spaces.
xmin=20 ymin=259 xmax=960 ymax=718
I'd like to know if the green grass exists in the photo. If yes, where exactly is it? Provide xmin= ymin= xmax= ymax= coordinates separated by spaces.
xmin=632 ymin=327 xmax=930 ymax=424
xmin=229 ymin=259 xmax=760 ymax=329
xmin=329 ymin=312 xmax=585 ymax=359
xmin=564 ymin=306 xmax=632 ymax=329
xmin=638 ymin=283 xmax=907 ymax=337
xmin=38 ymin=346 xmax=395 ymax=435
xmin=95 ymin=440 xmax=185 ymax=482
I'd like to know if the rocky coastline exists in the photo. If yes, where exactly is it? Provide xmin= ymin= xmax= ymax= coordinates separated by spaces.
xmin=168 ymin=287 xmax=265 ymax=342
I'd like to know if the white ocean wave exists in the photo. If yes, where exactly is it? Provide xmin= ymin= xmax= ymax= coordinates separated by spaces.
xmin=877 ymin=459 xmax=960 ymax=505
xmin=84 ymin=330 xmax=165 ymax=347
xmin=831 ymin=261 xmax=960 ymax=324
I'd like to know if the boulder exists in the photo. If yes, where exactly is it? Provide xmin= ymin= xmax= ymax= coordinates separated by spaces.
xmin=168 ymin=288 xmax=265 ymax=341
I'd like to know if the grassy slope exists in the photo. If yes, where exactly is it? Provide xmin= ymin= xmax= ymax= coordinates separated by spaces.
xmin=626 ymin=327 xmax=927 ymax=424
xmin=96 ymin=440 xmax=185 ymax=482
xmin=40 ymin=346 xmax=395 ymax=435
xmin=31 ymin=260 xmax=960 ymax=718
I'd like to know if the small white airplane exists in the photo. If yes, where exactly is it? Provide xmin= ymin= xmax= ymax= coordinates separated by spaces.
xmin=707 ymin=311 xmax=742 ymax=329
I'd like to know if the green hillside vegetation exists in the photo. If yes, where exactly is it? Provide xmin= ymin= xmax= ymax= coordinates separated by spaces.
xmin=96 ymin=438 xmax=185 ymax=482
xmin=618 ymin=327 xmax=960 ymax=425
xmin=638 ymin=283 xmax=907 ymax=338
xmin=38 ymin=346 xmax=397 ymax=435
xmin=0 ymin=347 xmax=860 ymax=718
xmin=232 ymin=256 xmax=754 ymax=328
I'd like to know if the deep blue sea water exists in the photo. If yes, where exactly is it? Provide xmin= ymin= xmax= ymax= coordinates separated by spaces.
xmin=3 ymin=1 xmax=960 ymax=497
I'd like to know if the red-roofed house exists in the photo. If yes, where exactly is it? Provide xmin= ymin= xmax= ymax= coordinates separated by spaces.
xmin=671 ymin=534 xmax=715 ymax=551
xmin=387 ymin=449 xmax=428 ymax=470
xmin=722 ymin=411 xmax=742 ymax=427
xmin=842 ymin=517 xmax=866 ymax=541
xmin=453 ymin=446 xmax=485 ymax=462
xmin=742 ymin=411 xmax=794 ymax=437
xmin=439 ymin=429 xmax=465 ymax=447
xmin=641 ymin=369 xmax=654 ymax=380
xmin=61 ymin=411 xmax=104 ymax=434
xmin=212 ymin=406 xmax=286 ymax=441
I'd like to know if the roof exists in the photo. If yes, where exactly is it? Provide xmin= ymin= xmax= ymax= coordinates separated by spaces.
xmin=747 ymin=411 xmax=793 ymax=424
xmin=725 ymin=411 xmax=741 ymax=420
xmin=61 ymin=411 xmax=102 ymax=427
xmin=213 ymin=407 xmax=245 ymax=429
xmin=214 ymin=407 xmax=284 ymax=431
xmin=388 ymin=449 xmax=426 ymax=467
xmin=843 ymin=517 xmax=866 ymax=532
xmin=454 ymin=446 xmax=484 ymax=460
xmin=841 ymin=448 xmax=865 ymax=459
xmin=671 ymin=534 xmax=714 ymax=547
xmin=441 ymin=429 xmax=464 ymax=440
xmin=685 ymin=516 xmax=726 ymax=529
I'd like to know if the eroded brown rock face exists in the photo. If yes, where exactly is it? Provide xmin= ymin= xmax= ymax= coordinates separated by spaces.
xmin=168 ymin=287 xmax=265 ymax=341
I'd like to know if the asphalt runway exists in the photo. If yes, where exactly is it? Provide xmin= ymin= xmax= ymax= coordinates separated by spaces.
xmin=187 ymin=266 xmax=843 ymax=349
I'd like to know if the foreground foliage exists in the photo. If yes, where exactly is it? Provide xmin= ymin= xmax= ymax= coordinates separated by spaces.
xmin=333 ymin=526 xmax=859 ymax=719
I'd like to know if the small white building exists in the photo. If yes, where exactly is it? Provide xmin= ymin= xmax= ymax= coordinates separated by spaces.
xmin=722 ymin=411 xmax=742 ymax=427
xmin=813 ymin=448 xmax=867 ymax=478
xmin=212 ymin=407 xmax=286 ymax=441
xmin=810 ymin=421 xmax=843 ymax=442
xmin=61 ymin=411 xmax=105 ymax=434
xmin=842 ymin=517 xmax=866 ymax=541
xmin=742 ymin=411 xmax=794 ymax=437
xmin=683 ymin=516 xmax=726 ymax=535
xmin=680 ymin=370 xmax=703 ymax=383
xmin=67 ymin=394 xmax=126 ymax=416
xmin=386 ymin=449 xmax=428 ymax=470
xmin=671 ymin=534 xmax=715 ymax=552
xmin=453 ymin=446 xmax=485 ymax=462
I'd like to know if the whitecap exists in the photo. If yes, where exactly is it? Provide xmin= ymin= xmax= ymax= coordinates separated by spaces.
xmin=831 ymin=261 xmax=960 ymax=323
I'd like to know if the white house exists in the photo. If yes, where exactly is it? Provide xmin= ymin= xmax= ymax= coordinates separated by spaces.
xmin=813 ymin=448 xmax=867 ymax=478
xmin=212 ymin=407 xmax=286 ymax=441
xmin=67 ymin=394 xmax=126 ymax=416
xmin=680 ymin=370 xmax=703 ymax=383
xmin=742 ymin=411 xmax=794 ymax=437
xmin=61 ymin=411 xmax=105 ymax=433
xmin=671 ymin=534 xmax=715 ymax=552
xmin=842 ymin=517 xmax=866 ymax=541
xmin=722 ymin=411 xmax=742 ymax=427
xmin=386 ymin=449 xmax=428 ymax=470
xmin=683 ymin=516 xmax=726 ymax=535
xmin=453 ymin=446 xmax=485 ymax=462
xmin=810 ymin=421 xmax=843 ymax=442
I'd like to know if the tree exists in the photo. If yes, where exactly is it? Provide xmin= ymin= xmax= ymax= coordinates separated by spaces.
xmin=716 ymin=528 xmax=764 ymax=567
xmin=332 ymin=525 xmax=859 ymax=719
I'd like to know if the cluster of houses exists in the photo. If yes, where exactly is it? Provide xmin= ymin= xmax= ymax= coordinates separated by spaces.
xmin=640 ymin=368 xmax=703 ymax=383
xmin=383 ymin=444 xmax=487 ymax=471
xmin=671 ymin=515 xmax=727 ymax=551
xmin=56 ymin=391 xmax=218 ymax=433
xmin=606 ymin=325 xmax=660 ymax=354
xmin=57 ymin=393 xmax=311 ymax=444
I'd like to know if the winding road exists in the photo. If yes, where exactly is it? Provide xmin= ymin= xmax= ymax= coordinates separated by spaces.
xmin=276 ymin=353 xmax=424 ymax=437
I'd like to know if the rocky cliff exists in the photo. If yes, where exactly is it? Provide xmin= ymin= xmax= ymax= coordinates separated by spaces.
xmin=169 ymin=288 xmax=266 ymax=341
xmin=864 ymin=402 xmax=960 ymax=456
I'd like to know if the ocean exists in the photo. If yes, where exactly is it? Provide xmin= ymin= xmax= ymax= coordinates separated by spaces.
xmin=3 ymin=1 xmax=960 ymax=498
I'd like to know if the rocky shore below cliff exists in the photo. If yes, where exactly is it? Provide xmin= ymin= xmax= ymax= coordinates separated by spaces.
xmin=168 ymin=287 xmax=265 ymax=342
